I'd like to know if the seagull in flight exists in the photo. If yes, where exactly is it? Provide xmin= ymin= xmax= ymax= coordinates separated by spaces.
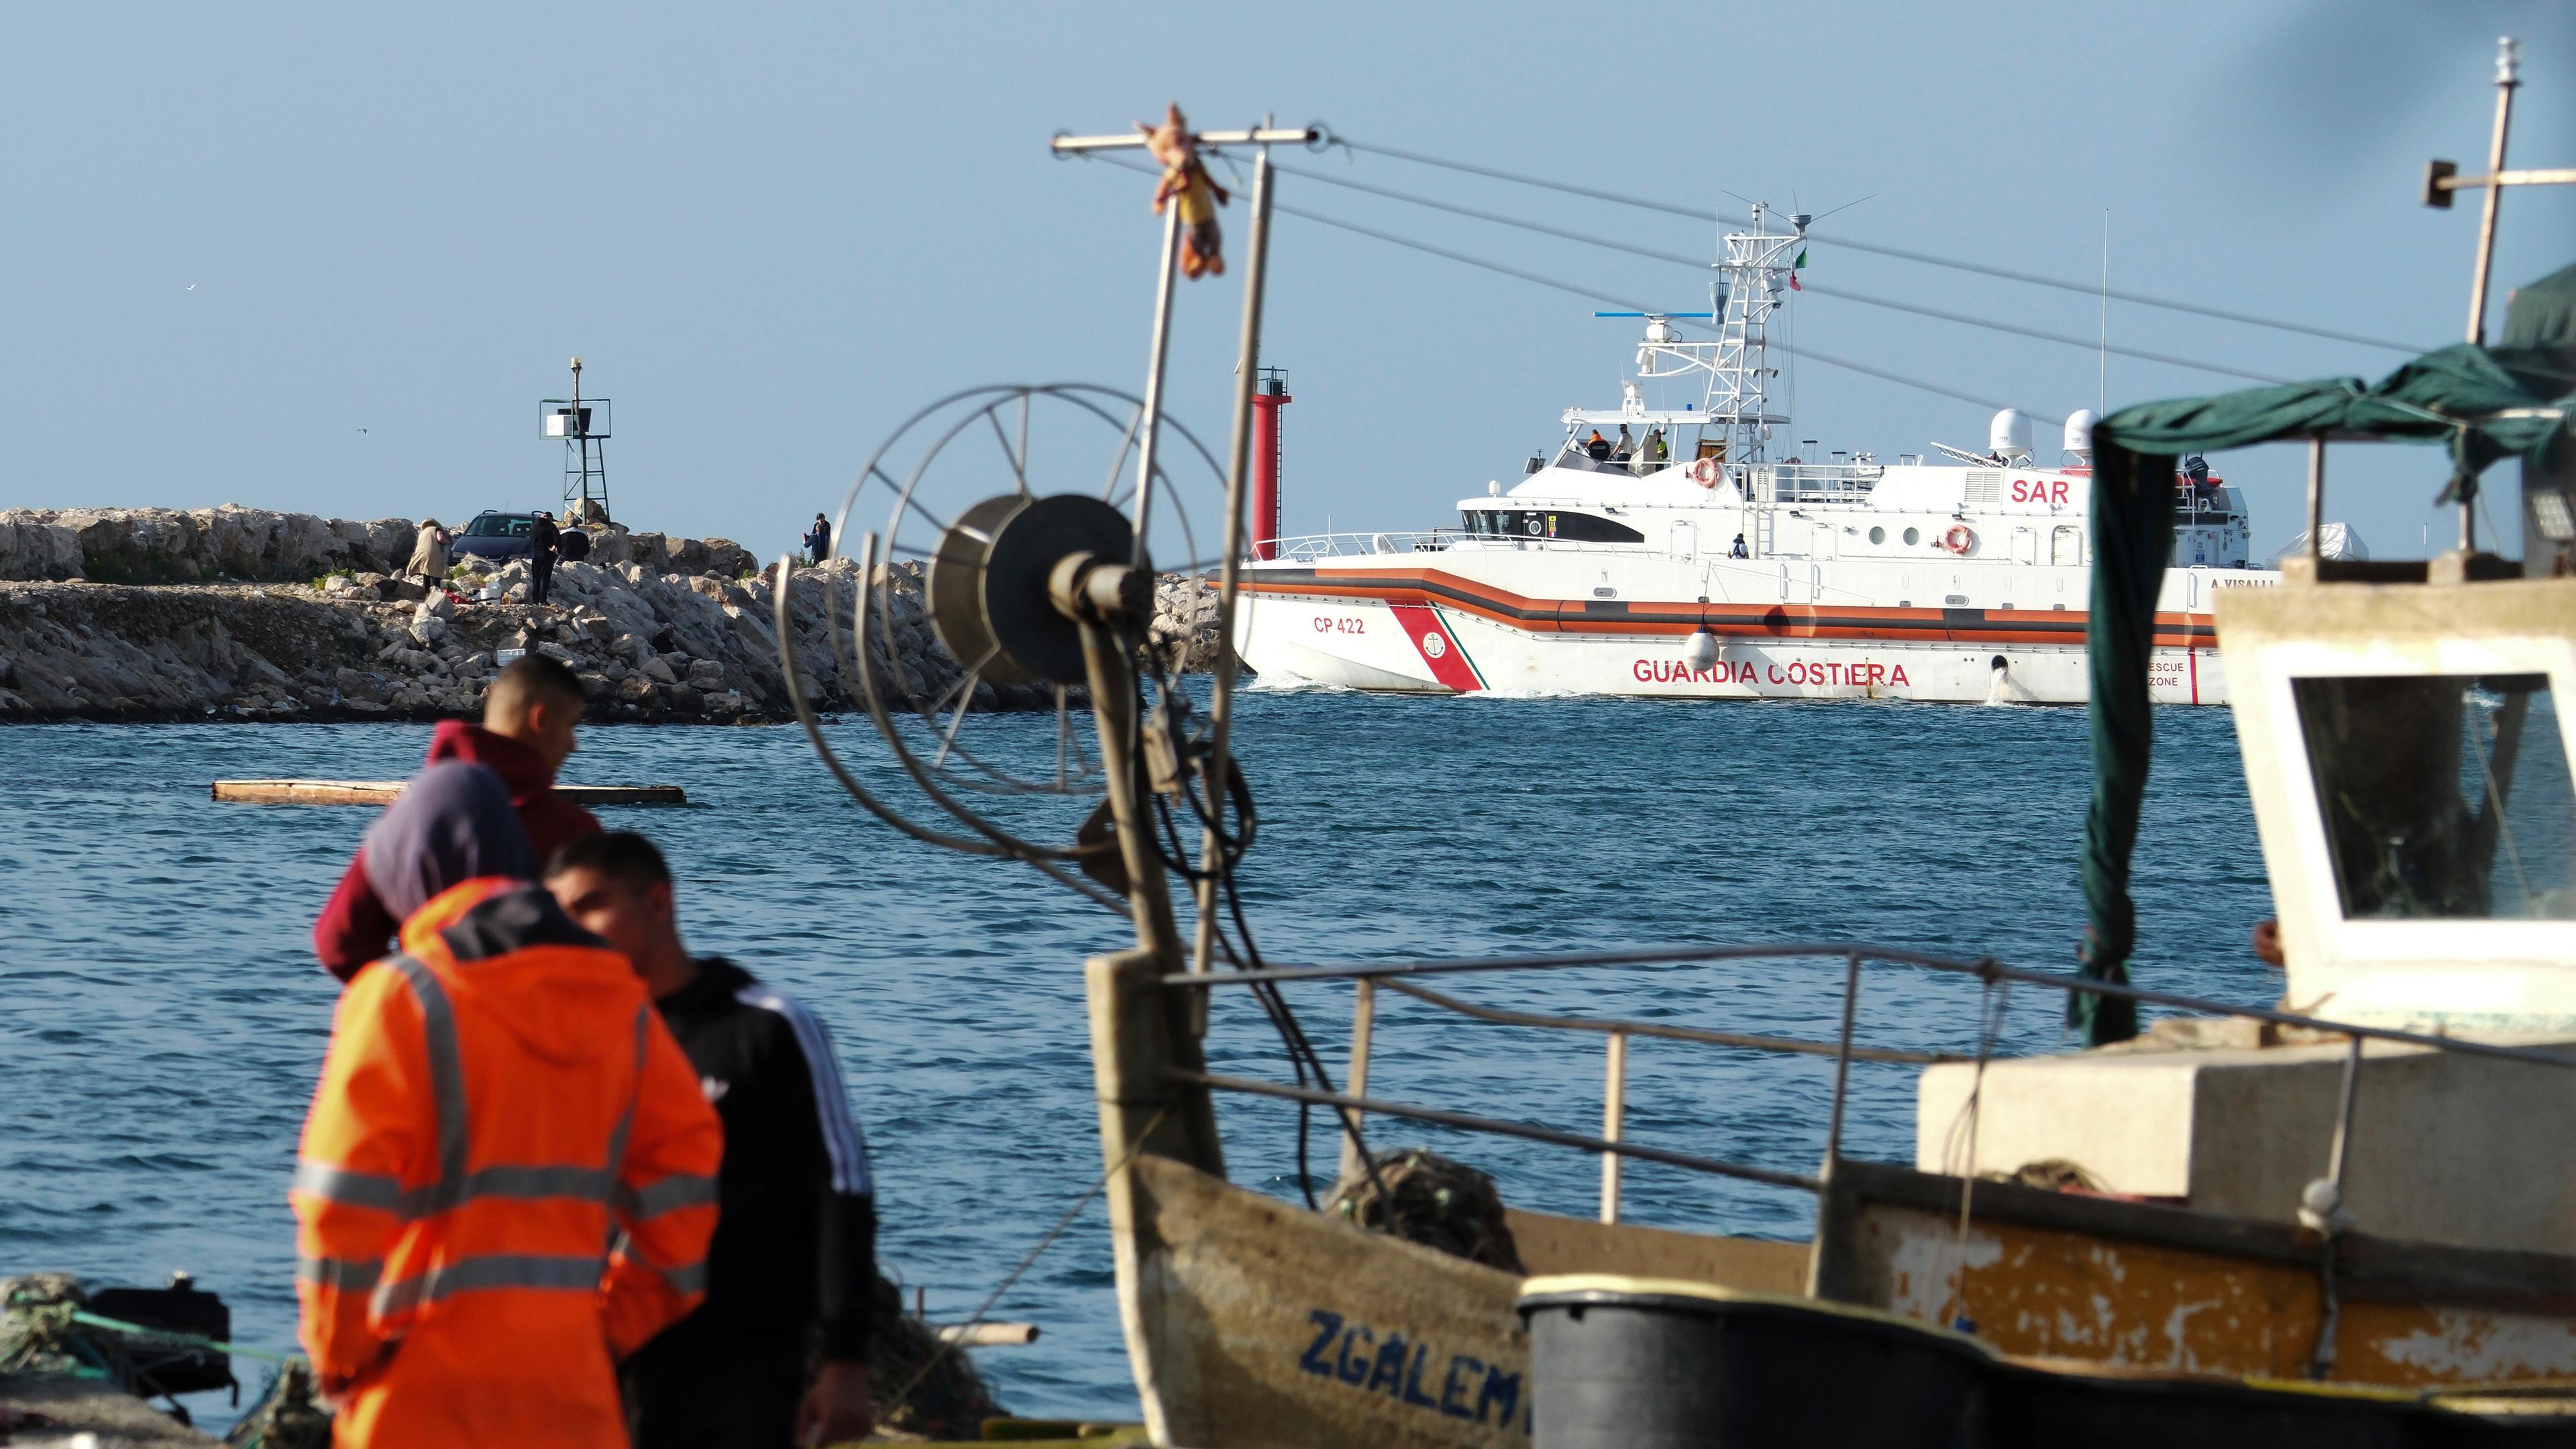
xmin=186 ymin=284 xmax=196 ymax=291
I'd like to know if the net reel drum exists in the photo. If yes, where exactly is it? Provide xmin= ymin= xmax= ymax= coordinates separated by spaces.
xmin=772 ymin=383 xmax=1226 ymax=908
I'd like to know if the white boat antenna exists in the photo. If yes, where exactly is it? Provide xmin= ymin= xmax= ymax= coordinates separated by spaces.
xmin=1702 ymin=203 xmax=1803 ymax=466
xmin=1577 ymin=205 xmax=1803 ymax=466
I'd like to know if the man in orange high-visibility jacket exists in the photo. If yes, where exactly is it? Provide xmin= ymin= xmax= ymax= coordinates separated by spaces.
xmin=292 ymin=762 xmax=722 ymax=1448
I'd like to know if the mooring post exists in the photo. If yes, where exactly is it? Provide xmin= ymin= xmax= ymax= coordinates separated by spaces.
xmin=1601 ymin=1031 xmax=1629 ymax=1224
xmin=1339 ymin=977 xmax=1375 ymax=1183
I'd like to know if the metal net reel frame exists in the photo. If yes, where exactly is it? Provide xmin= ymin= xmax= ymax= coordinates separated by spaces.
xmin=773 ymin=382 xmax=1226 ymax=908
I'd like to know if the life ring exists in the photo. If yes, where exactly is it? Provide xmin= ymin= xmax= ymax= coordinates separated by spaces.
xmin=1690 ymin=458 xmax=1721 ymax=488
xmin=1942 ymin=525 xmax=1976 ymax=555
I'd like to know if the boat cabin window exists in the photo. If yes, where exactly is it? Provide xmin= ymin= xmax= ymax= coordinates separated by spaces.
xmin=2294 ymin=674 xmax=2575 ymax=920
xmin=1462 ymin=509 xmax=1643 ymax=543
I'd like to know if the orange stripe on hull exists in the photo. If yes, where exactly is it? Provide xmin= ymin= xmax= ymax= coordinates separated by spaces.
xmin=1242 ymin=570 xmax=2214 ymax=651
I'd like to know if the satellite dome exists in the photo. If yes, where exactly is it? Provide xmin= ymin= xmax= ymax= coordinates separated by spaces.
xmin=1989 ymin=409 xmax=2033 ymax=461
xmin=2063 ymin=409 xmax=2099 ymax=462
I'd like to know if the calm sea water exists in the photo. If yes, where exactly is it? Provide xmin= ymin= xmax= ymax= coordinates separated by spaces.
xmin=0 ymin=691 xmax=2277 ymax=1427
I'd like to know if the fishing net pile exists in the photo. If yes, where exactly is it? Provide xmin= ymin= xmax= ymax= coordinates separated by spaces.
xmin=225 ymin=1362 xmax=329 ymax=1449
xmin=865 ymin=1273 xmax=1005 ymax=1440
xmin=1 ymin=1275 xmax=232 ymax=1447
xmin=1326 ymin=1149 xmax=1526 ymax=1274
xmin=1 ymin=1275 xmax=136 ymax=1386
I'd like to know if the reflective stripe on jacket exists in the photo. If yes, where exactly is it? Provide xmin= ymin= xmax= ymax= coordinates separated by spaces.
xmin=292 ymin=877 xmax=722 ymax=1448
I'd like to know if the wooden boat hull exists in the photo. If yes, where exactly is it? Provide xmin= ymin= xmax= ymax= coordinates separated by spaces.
xmin=1107 ymin=1157 xmax=1810 ymax=1448
xmin=1114 ymin=1153 xmax=1530 ymax=1448
xmin=1813 ymin=1160 xmax=2576 ymax=1387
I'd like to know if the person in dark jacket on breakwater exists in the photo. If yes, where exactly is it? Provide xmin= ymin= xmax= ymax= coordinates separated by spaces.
xmin=803 ymin=513 xmax=831 ymax=564
xmin=529 ymin=511 xmax=561 ymax=606
xmin=311 ymin=654 xmax=600 ymax=978
xmin=546 ymin=830 xmax=878 ymax=1449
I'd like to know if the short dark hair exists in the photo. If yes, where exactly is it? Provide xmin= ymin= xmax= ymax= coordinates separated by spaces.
xmin=545 ymin=830 xmax=672 ymax=890
xmin=486 ymin=653 xmax=585 ymax=722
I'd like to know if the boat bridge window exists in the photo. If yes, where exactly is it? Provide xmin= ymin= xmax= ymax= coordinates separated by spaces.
xmin=1553 ymin=438 xmax=1672 ymax=478
xmin=2295 ymin=674 xmax=2575 ymax=920
xmin=1463 ymin=509 xmax=1644 ymax=543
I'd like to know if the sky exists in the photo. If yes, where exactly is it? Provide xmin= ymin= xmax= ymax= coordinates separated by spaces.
xmin=3 ymin=2 xmax=2570 ymax=564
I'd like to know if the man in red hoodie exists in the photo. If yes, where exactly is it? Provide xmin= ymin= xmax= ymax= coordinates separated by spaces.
xmin=313 ymin=654 xmax=602 ymax=979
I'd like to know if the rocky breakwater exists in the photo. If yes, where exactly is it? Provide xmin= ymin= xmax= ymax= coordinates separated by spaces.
xmin=0 ymin=508 xmax=1226 ymax=723
xmin=0 ymin=505 xmax=420 ymax=584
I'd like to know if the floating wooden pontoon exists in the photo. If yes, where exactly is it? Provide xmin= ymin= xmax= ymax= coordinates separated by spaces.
xmin=211 ymin=780 xmax=688 ymax=806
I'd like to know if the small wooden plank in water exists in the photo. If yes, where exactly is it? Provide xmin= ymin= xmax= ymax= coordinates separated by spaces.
xmin=211 ymin=780 xmax=688 ymax=806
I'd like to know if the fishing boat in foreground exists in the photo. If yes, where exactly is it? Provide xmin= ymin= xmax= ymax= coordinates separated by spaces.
xmin=1232 ymin=207 xmax=2282 ymax=704
xmin=790 ymin=96 xmax=2575 ymax=1448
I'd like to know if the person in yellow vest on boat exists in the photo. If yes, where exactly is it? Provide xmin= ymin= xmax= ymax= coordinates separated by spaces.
xmin=292 ymin=761 xmax=723 ymax=1448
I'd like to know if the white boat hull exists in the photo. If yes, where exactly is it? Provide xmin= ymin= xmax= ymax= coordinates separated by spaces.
xmin=1236 ymin=568 xmax=2241 ymax=705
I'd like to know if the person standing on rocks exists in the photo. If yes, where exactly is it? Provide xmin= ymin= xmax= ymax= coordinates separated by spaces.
xmin=292 ymin=763 xmax=722 ymax=1448
xmin=545 ymin=831 xmax=878 ymax=1449
xmin=312 ymin=655 xmax=600 ymax=979
xmin=802 ymin=513 xmax=832 ymax=565
xmin=405 ymin=519 xmax=450 ymax=585
xmin=529 ymin=511 xmax=561 ymax=607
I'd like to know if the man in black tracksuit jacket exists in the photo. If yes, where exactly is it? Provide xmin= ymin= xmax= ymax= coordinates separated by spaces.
xmin=547 ymin=832 xmax=877 ymax=1448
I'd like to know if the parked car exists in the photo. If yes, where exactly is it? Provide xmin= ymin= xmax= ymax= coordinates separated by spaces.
xmin=452 ymin=512 xmax=589 ymax=562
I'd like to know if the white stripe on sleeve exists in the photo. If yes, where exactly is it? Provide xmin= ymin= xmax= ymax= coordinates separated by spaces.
xmin=737 ymin=985 xmax=875 ymax=1196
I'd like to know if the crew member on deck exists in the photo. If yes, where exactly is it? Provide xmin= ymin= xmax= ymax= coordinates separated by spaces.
xmin=1585 ymin=429 xmax=1612 ymax=461
xmin=1731 ymin=533 xmax=1750 ymax=559
xmin=1614 ymin=424 xmax=1634 ymax=462
xmin=313 ymin=655 xmax=600 ymax=979
xmin=547 ymin=832 xmax=879 ymax=1449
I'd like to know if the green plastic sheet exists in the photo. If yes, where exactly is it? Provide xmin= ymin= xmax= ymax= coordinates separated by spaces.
xmin=2100 ymin=343 xmax=2571 ymax=506
xmin=2069 ymin=442 xmax=2169 ymax=1044
xmin=2070 ymin=279 xmax=2572 ymax=1046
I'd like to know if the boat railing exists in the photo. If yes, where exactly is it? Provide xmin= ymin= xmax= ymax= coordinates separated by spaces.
xmin=1162 ymin=942 xmax=2576 ymax=1224
xmin=1265 ymin=531 xmax=1460 ymax=562
xmin=1762 ymin=464 xmax=1882 ymax=502
xmin=1262 ymin=531 xmax=1668 ymax=564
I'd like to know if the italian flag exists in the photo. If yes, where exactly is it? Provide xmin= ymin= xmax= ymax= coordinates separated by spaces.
xmin=1790 ymin=247 xmax=1807 ymax=292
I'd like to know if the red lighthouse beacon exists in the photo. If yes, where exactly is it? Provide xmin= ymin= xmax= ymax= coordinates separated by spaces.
xmin=1249 ymin=366 xmax=1291 ymax=559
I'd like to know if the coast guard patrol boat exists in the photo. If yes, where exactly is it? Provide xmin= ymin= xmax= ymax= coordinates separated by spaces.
xmin=1234 ymin=208 xmax=2274 ymax=704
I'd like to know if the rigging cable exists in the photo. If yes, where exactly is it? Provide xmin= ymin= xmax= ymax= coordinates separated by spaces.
xmin=1326 ymin=136 xmax=2433 ymax=356
xmin=1282 ymin=195 xmax=2069 ymax=425
xmin=1125 ymin=633 xmax=1392 ymax=1212
xmin=1081 ymin=151 xmax=2055 ymax=423
xmin=1267 ymin=160 xmax=2294 ymax=386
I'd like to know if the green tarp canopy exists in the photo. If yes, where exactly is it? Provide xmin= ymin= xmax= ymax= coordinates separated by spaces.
xmin=2066 ymin=275 xmax=2575 ymax=1046
xmin=2504 ymin=259 xmax=2576 ymax=357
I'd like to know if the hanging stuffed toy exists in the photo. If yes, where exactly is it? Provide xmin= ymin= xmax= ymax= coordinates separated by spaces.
xmin=1138 ymin=103 xmax=1230 ymax=278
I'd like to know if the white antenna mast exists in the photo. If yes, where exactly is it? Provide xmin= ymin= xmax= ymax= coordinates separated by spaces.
xmin=1703 ymin=203 xmax=1803 ymax=467
xmin=2098 ymin=210 xmax=2110 ymax=417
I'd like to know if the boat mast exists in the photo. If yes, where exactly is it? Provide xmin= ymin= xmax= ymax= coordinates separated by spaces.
xmin=2423 ymin=35 xmax=2575 ymax=554
xmin=1703 ymin=204 xmax=1805 ymax=470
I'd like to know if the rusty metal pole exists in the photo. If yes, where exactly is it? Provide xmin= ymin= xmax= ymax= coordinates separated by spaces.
xmin=2463 ymin=37 xmax=2522 ymax=551
xmin=2466 ymin=38 xmax=2522 ymax=350
xmin=1190 ymin=133 xmax=1278 ymax=978
xmin=1130 ymin=207 xmax=1184 ymax=566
